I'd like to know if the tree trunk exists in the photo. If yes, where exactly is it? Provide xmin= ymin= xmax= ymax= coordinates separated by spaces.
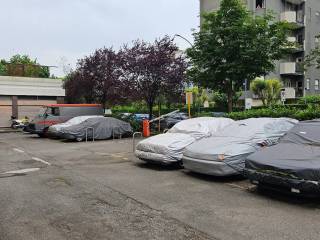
xmin=148 ymin=102 xmax=153 ymax=120
xmin=227 ymin=91 xmax=233 ymax=113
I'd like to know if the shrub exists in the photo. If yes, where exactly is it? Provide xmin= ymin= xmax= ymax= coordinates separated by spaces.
xmin=250 ymin=78 xmax=282 ymax=106
xmin=298 ymin=95 xmax=320 ymax=104
xmin=226 ymin=106 xmax=320 ymax=121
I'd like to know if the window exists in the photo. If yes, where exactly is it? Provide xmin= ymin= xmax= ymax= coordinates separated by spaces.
xmin=256 ymin=0 xmax=265 ymax=9
xmin=315 ymin=80 xmax=319 ymax=90
xmin=284 ymin=79 xmax=292 ymax=88
xmin=47 ymin=107 xmax=60 ymax=116
xmin=306 ymin=79 xmax=310 ymax=90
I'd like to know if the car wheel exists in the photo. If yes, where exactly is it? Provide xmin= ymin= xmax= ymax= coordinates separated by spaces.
xmin=76 ymin=137 xmax=83 ymax=142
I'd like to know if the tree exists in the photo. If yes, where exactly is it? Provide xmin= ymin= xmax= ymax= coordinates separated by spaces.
xmin=187 ymin=0 xmax=292 ymax=112
xmin=250 ymin=78 xmax=282 ymax=106
xmin=64 ymin=47 xmax=125 ymax=108
xmin=0 ymin=59 xmax=7 ymax=75
xmin=120 ymin=36 xmax=187 ymax=119
xmin=250 ymin=77 xmax=268 ymax=106
xmin=305 ymin=35 xmax=320 ymax=69
xmin=265 ymin=79 xmax=282 ymax=106
xmin=0 ymin=54 xmax=50 ymax=78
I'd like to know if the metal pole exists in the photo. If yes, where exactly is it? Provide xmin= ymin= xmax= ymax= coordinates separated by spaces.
xmin=132 ymin=132 xmax=143 ymax=152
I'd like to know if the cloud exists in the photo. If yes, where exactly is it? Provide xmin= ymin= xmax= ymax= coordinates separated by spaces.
xmin=0 ymin=0 xmax=199 ymax=76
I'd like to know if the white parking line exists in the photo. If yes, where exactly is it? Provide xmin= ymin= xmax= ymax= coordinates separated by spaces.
xmin=32 ymin=157 xmax=51 ymax=166
xmin=13 ymin=148 xmax=25 ymax=153
xmin=2 ymin=168 xmax=40 ymax=174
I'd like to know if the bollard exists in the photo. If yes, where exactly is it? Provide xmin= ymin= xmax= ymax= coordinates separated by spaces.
xmin=142 ymin=119 xmax=150 ymax=137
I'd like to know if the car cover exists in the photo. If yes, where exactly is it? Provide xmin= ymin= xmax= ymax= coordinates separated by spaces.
xmin=135 ymin=133 xmax=196 ymax=163
xmin=245 ymin=120 xmax=320 ymax=193
xmin=135 ymin=117 xmax=235 ymax=163
xmin=48 ymin=115 xmax=104 ymax=136
xmin=182 ymin=118 xmax=298 ymax=176
xmin=60 ymin=117 xmax=132 ymax=141
xmin=168 ymin=117 xmax=234 ymax=139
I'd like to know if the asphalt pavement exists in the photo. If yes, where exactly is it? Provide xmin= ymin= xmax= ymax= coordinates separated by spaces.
xmin=0 ymin=132 xmax=320 ymax=240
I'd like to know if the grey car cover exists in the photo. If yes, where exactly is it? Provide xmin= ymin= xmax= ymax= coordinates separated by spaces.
xmin=182 ymin=118 xmax=298 ymax=176
xmin=60 ymin=117 xmax=132 ymax=141
xmin=245 ymin=120 xmax=320 ymax=194
xmin=135 ymin=117 xmax=235 ymax=164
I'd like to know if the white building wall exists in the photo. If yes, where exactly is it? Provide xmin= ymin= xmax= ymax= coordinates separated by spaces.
xmin=0 ymin=76 xmax=65 ymax=97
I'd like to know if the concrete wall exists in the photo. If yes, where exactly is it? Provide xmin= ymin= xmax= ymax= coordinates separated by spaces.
xmin=304 ymin=0 xmax=320 ymax=95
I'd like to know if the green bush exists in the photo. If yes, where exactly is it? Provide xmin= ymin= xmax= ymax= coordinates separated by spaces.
xmin=226 ymin=106 xmax=320 ymax=121
xmin=298 ymin=95 xmax=320 ymax=104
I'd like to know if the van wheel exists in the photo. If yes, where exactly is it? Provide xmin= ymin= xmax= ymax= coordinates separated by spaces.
xmin=38 ymin=128 xmax=49 ymax=138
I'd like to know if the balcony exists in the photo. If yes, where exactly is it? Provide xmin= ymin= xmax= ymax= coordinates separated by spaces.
xmin=287 ymin=37 xmax=305 ymax=52
xmin=280 ymin=62 xmax=304 ymax=75
xmin=282 ymin=87 xmax=296 ymax=99
xmin=280 ymin=11 xmax=304 ymax=27
xmin=285 ymin=0 xmax=305 ymax=4
xmin=281 ymin=11 xmax=297 ymax=23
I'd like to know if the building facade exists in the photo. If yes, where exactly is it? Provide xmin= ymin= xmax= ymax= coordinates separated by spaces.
xmin=0 ymin=76 xmax=65 ymax=127
xmin=200 ymin=0 xmax=320 ymax=99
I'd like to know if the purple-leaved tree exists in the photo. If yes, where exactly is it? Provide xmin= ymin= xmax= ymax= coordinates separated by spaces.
xmin=120 ymin=36 xmax=187 ymax=119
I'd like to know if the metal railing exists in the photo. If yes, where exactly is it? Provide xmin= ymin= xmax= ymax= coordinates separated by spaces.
xmin=132 ymin=132 xmax=142 ymax=152
xmin=112 ymin=128 xmax=123 ymax=140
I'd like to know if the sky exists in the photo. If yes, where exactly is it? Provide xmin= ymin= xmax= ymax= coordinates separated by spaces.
xmin=0 ymin=0 xmax=199 ymax=77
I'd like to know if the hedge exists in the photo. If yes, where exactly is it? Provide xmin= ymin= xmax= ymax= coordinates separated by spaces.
xmin=226 ymin=106 xmax=320 ymax=121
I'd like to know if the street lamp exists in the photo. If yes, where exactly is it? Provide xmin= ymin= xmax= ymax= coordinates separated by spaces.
xmin=173 ymin=34 xmax=193 ymax=48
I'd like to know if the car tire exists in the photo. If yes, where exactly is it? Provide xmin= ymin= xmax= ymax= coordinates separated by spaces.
xmin=76 ymin=137 xmax=83 ymax=142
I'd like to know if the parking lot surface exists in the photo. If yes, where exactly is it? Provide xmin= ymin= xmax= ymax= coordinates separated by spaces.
xmin=0 ymin=132 xmax=320 ymax=240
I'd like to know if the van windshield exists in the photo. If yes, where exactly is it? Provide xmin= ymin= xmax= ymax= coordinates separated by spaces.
xmin=37 ymin=107 xmax=46 ymax=117
xmin=44 ymin=107 xmax=60 ymax=116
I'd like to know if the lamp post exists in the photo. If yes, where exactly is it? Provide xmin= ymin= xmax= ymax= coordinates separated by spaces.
xmin=173 ymin=34 xmax=195 ymax=118
xmin=173 ymin=34 xmax=193 ymax=48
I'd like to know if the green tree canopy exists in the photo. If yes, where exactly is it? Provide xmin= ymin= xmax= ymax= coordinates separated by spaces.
xmin=0 ymin=54 xmax=50 ymax=78
xmin=187 ymin=0 xmax=291 ymax=112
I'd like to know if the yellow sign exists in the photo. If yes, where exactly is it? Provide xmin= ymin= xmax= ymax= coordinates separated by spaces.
xmin=186 ymin=92 xmax=193 ymax=118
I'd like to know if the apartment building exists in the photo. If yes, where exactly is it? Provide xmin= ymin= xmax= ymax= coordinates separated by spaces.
xmin=200 ymin=0 xmax=320 ymax=98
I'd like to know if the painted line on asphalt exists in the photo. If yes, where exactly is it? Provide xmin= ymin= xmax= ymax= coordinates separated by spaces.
xmin=32 ymin=157 xmax=51 ymax=166
xmin=225 ymin=183 xmax=248 ymax=190
xmin=2 ymin=168 xmax=40 ymax=175
xmin=13 ymin=148 xmax=25 ymax=153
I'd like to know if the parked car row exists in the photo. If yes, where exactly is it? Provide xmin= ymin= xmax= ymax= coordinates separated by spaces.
xmin=134 ymin=117 xmax=320 ymax=196
xmin=120 ymin=111 xmax=188 ymax=130
xmin=24 ymin=104 xmax=132 ymax=141
xmin=25 ymin=104 xmax=104 ymax=137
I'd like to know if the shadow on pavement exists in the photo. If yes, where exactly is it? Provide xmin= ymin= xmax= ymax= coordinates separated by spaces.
xmin=249 ymin=185 xmax=320 ymax=208
xmin=134 ymin=161 xmax=183 ymax=171
xmin=182 ymin=170 xmax=246 ymax=183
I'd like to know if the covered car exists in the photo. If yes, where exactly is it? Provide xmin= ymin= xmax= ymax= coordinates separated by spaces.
xmin=182 ymin=118 xmax=298 ymax=176
xmin=135 ymin=117 xmax=235 ymax=164
xmin=48 ymin=115 xmax=104 ymax=137
xmin=245 ymin=120 xmax=320 ymax=195
xmin=59 ymin=117 xmax=132 ymax=141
